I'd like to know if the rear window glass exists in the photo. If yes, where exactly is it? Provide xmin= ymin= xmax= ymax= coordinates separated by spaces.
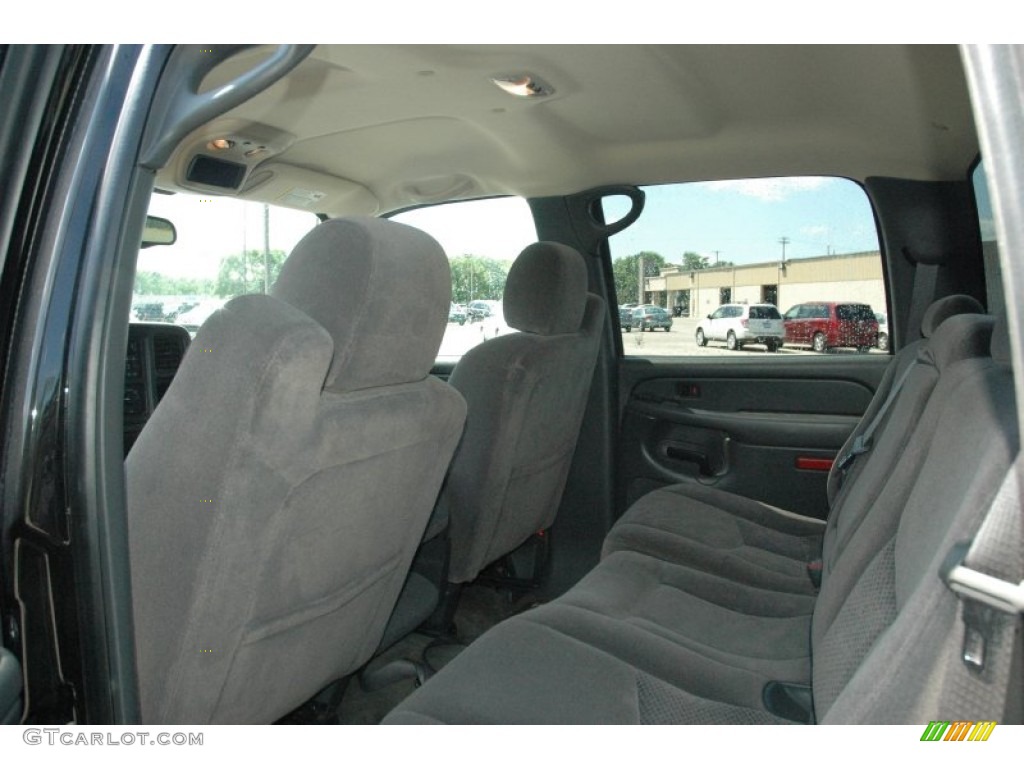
xmin=836 ymin=304 xmax=875 ymax=321
xmin=749 ymin=306 xmax=781 ymax=320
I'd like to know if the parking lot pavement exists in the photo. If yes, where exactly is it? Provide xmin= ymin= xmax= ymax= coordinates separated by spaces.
xmin=438 ymin=315 xmax=512 ymax=359
xmin=437 ymin=315 xmax=887 ymax=360
xmin=618 ymin=316 xmax=887 ymax=357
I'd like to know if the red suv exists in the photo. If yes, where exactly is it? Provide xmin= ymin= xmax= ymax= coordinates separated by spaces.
xmin=782 ymin=302 xmax=879 ymax=353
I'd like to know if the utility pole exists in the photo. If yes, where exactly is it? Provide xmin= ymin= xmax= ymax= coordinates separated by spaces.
xmin=778 ymin=237 xmax=790 ymax=263
xmin=263 ymin=204 xmax=271 ymax=294
xmin=713 ymin=250 xmax=721 ymax=265
xmin=638 ymin=254 xmax=645 ymax=304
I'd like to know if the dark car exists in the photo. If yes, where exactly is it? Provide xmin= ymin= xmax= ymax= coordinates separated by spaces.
xmin=133 ymin=302 xmax=165 ymax=322
xmin=631 ymin=305 xmax=673 ymax=332
xmin=467 ymin=300 xmax=497 ymax=321
xmin=783 ymin=302 xmax=879 ymax=352
xmin=449 ymin=303 xmax=467 ymax=325
xmin=163 ymin=301 xmax=198 ymax=323
xmin=619 ymin=305 xmax=635 ymax=331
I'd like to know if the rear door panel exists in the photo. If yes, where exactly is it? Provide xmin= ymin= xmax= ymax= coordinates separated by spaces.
xmin=618 ymin=357 xmax=888 ymax=520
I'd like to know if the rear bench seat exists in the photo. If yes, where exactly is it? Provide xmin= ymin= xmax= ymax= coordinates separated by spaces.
xmin=384 ymin=307 xmax=1017 ymax=724
xmin=602 ymin=294 xmax=986 ymax=596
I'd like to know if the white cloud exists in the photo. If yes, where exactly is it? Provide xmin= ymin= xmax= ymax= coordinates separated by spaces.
xmin=801 ymin=225 xmax=830 ymax=238
xmin=705 ymin=177 xmax=831 ymax=202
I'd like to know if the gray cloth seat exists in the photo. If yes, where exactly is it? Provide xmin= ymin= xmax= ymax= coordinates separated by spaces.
xmin=375 ymin=242 xmax=604 ymax=654
xmin=126 ymin=217 xmax=466 ymax=724
xmin=602 ymin=295 xmax=986 ymax=594
xmin=384 ymin=312 xmax=1015 ymax=724
xmin=442 ymin=242 xmax=605 ymax=585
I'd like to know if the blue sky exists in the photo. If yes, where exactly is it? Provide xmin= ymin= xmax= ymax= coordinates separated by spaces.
xmin=606 ymin=177 xmax=880 ymax=266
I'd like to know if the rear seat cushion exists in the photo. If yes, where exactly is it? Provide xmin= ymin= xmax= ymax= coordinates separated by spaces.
xmin=386 ymin=548 xmax=815 ymax=725
xmin=535 ymin=551 xmax=815 ymax=687
xmin=602 ymin=484 xmax=823 ymax=594
xmin=385 ymin=611 xmax=792 ymax=724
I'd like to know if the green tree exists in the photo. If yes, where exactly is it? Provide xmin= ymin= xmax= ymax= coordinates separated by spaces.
xmin=681 ymin=251 xmax=710 ymax=271
xmin=612 ymin=251 xmax=666 ymax=305
xmin=215 ymin=249 xmax=288 ymax=298
xmin=450 ymin=254 xmax=510 ymax=304
xmin=681 ymin=251 xmax=735 ymax=270
xmin=134 ymin=271 xmax=214 ymax=296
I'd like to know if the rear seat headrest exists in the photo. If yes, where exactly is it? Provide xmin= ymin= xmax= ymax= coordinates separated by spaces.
xmin=271 ymin=216 xmax=451 ymax=392
xmin=503 ymin=242 xmax=589 ymax=335
xmin=921 ymin=294 xmax=984 ymax=338
xmin=919 ymin=312 xmax=994 ymax=371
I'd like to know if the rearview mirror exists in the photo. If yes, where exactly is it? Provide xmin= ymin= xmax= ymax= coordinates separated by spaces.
xmin=141 ymin=215 xmax=176 ymax=248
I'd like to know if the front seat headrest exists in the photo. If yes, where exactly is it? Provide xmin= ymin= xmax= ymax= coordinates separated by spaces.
xmin=272 ymin=216 xmax=451 ymax=392
xmin=503 ymin=242 xmax=589 ymax=335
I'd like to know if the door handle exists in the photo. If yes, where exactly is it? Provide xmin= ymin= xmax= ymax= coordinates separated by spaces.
xmin=664 ymin=445 xmax=713 ymax=475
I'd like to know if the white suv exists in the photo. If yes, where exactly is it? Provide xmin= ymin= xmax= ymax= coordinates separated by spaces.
xmin=696 ymin=303 xmax=785 ymax=352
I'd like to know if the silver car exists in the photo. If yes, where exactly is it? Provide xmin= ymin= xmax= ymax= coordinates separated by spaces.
xmin=696 ymin=303 xmax=784 ymax=352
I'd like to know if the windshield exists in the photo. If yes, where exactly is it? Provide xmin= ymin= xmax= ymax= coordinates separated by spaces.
xmin=134 ymin=193 xmax=318 ymax=332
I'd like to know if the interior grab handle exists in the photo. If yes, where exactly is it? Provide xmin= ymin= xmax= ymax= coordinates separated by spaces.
xmin=140 ymin=44 xmax=315 ymax=169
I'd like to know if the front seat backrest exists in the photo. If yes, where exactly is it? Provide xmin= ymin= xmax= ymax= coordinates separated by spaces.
xmin=444 ymin=242 xmax=604 ymax=584
xmin=126 ymin=217 xmax=466 ymax=723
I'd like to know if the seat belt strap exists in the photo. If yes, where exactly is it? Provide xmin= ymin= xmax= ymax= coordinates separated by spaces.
xmin=835 ymin=359 xmax=918 ymax=478
xmin=906 ymin=262 xmax=940 ymax=344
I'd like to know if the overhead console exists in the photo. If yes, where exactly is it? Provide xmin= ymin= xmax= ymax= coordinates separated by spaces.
xmin=124 ymin=323 xmax=191 ymax=456
xmin=168 ymin=118 xmax=295 ymax=194
xmin=158 ymin=117 xmax=380 ymax=217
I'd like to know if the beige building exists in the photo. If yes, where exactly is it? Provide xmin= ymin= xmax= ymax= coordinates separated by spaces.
xmin=645 ymin=251 xmax=886 ymax=318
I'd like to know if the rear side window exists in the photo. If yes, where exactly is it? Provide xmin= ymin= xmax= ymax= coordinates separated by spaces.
xmin=605 ymin=177 xmax=885 ymax=357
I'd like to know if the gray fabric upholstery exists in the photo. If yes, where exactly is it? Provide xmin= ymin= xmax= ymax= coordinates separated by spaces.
xmin=271 ymin=217 xmax=451 ymax=392
xmin=377 ymin=571 xmax=439 ymax=652
xmin=814 ymin=350 xmax=1017 ymax=719
xmin=602 ymin=484 xmax=824 ymax=595
xmin=820 ymin=314 xmax=993 ymax=572
xmin=384 ymin=603 xmax=793 ymax=725
xmin=920 ymin=294 xmax=984 ymax=337
xmin=384 ymin=303 xmax=1017 ymax=725
xmin=502 ymin=241 xmax=589 ymax=335
xmin=126 ymin=218 xmax=466 ymax=724
xmin=535 ymin=551 xmax=814 ymax=689
xmin=444 ymin=243 xmax=604 ymax=584
xmin=829 ymin=294 xmax=982 ymax=504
